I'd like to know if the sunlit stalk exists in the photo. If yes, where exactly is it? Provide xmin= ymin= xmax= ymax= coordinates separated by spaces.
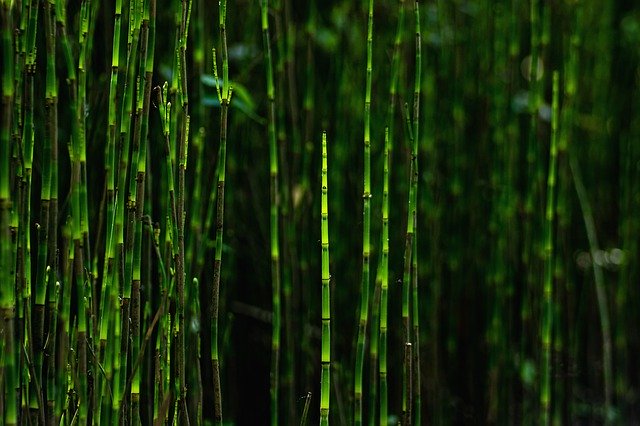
xmin=354 ymin=1 xmax=374 ymax=423
xmin=379 ymin=127 xmax=390 ymax=426
xmin=320 ymin=131 xmax=331 ymax=426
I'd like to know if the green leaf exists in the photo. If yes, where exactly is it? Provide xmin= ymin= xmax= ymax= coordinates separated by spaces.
xmin=201 ymin=75 xmax=265 ymax=124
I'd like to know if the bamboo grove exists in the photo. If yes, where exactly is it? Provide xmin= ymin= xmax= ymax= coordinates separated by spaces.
xmin=1 ymin=0 xmax=639 ymax=424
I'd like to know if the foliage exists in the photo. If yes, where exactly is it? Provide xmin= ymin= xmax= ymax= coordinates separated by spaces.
xmin=0 ymin=0 xmax=639 ymax=424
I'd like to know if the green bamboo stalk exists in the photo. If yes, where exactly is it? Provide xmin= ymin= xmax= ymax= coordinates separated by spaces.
xmin=40 ymin=3 xmax=60 ymax=421
xmin=379 ymin=127 xmax=389 ymax=426
xmin=44 ymin=0 xmax=59 ymax=358
xmin=129 ymin=1 xmax=154 ymax=421
xmin=99 ymin=0 xmax=123 ymax=357
xmin=411 ymin=3 xmax=421 ymax=423
xmin=117 ymin=6 xmax=142 ymax=419
xmin=149 ymin=218 xmax=170 ymax=425
xmin=268 ymin=5 xmax=290 ymax=417
xmin=381 ymin=2 xmax=403 ymax=418
xmin=18 ymin=2 xmax=40 ymax=422
xmin=97 ymin=0 xmax=126 ymax=421
xmin=211 ymin=0 xmax=231 ymax=422
xmin=34 ymin=2 xmax=57 ymax=395
xmin=112 ymin=285 xmax=123 ymax=421
xmin=261 ymin=1 xmax=281 ymax=424
xmin=354 ymin=1 xmax=374 ymax=424
xmin=485 ymin=3 xmax=512 ymax=420
xmin=19 ymin=2 xmax=37 ymax=417
xmin=57 ymin=2 xmax=95 ymax=420
xmin=174 ymin=0 xmax=192 ymax=422
xmin=191 ymin=277 xmax=203 ymax=425
xmin=168 ymin=20 xmax=182 ymax=421
xmin=401 ymin=100 xmax=415 ymax=425
xmin=76 ymin=11 xmax=98 ymax=417
xmin=523 ymin=1 xmax=542 ymax=402
xmin=540 ymin=71 xmax=559 ymax=426
xmin=13 ymin=1 xmax=25 ymax=140
xmin=99 ymin=307 xmax=115 ymax=424
xmin=77 ymin=0 xmax=92 ymax=310
xmin=1 ymin=2 xmax=17 ymax=424
xmin=404 ymin=342 xmax=413 ymax=425
xmin=158 ymin=77 xmax=180 ymax=424
xmin=45 ymin=278 xmax=60 ymax=424
xmin=301 ymin=391 xmax=312 ymax=425
xmin=320 ymin=131 xmax=331 ymax=426
xmin=58 ymin=225 xmax=73 ymax=423
xmin=411 ymin=239 xmax=420 ymax=424
xmin=367 ymin=271 xmax=380 ymax=426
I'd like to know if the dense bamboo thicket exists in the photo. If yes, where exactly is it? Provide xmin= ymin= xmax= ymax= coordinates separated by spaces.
xmin=1 ymin=0 xmax=639 ymax=424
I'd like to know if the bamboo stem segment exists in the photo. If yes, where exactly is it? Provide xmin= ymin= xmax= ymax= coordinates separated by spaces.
xmin=320 ymin=131 xmax=331 ymax=426
xmin=261 ymin=1 xmax=281 ymax=423
xmin=355 ymin=1 xmax=374 ymax=423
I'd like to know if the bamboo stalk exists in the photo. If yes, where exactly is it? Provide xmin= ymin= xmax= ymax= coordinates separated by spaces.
xmin=411 ymin=3 xmax=422 ymax=423
xmin=1 ymin=4 xmax=18 ymax=424
xmin=99 ymin=0 xmax=123 ymax=368
xmin=211 ymin=1 xmax=231 ymax=423
xmin=175 ymin=0 xmax=192 ymax=422
xmin=320 ymin=131 xmax=331 ymax=426
xmin=19 ymin=2 xmax=37 ymax=422
xmin=261 ymin=1 xmax=281 ymax=423
xmin=379 ymin=127 xmax=390 ymax=426
xmin=540 ymin=71 xmax=559 ymax=426
xmin=401 ymin=100 xmax=415 ymax=425
xmin=354 ymin=1 xmax=374 ymax=423
xmin=116 ymin=1 xmax=143 ymax=418
xmin=130 ymin=0 xmax=155 ymax=422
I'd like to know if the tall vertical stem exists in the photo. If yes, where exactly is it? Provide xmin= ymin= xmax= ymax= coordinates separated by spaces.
xmin=540 ymin=71 xmax=559 ymax=426
xmin=261 ymin=1 xmax=281 ymax=424
xmin=379 ymin=127 xmax=390 ymax=426
xmin=211 ymin=0 xmax=230 ymax=423
xmin=320 ymin=131 xmax=331 ymax=426
xmin=355 ymin=0 xmax=373 ymax=423
xmin=411 ymin=2 xmax=422 ymax=423
xmin=0 ymin=1 xmax=17 ymax=424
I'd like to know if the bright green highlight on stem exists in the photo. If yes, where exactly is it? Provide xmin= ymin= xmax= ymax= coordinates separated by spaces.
xmin=379 ymin=127 xmax=390 ymax=426
xmin=320 ymin=131 xmax=331 ymax=426
xmin=355 ymin=0 xmax=374 ymax=424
